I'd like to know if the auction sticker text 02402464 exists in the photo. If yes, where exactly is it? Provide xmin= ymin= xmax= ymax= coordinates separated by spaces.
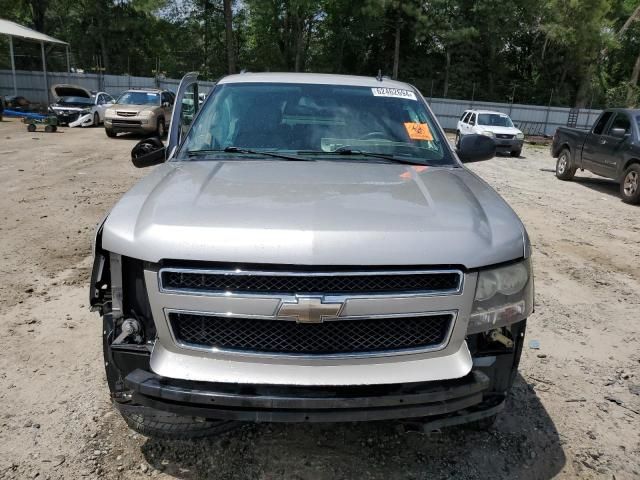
xmin=371 ymin=87 xmax=417 ymax=101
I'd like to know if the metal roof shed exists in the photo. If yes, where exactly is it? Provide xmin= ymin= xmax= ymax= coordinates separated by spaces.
xmin=0 ymin=18 xmax=69 ymax=101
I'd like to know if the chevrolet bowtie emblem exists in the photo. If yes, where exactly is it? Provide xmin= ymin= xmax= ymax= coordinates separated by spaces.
xmin=276 ymin=296 xmax=344 ymax=323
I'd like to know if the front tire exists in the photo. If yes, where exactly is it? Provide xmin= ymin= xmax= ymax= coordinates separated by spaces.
xmin=93 ymin=112 xmax=100 ymax=127
xmin=621 ymin=164 xmax=640 ymax=204
xmin=555 ymin=148 xmax=576 ymax=180
xmin=156 ymin=118 xmax=166 ymax=138
xmin=105 ymin=128 xmax=117 ymax=138
xmin=455 ymin=131 xmax=461 ymax=149
xmin=510 ymin=149 xmax=522 ymax=157
xmin=117 ymin=405 xmax=240 ymax=440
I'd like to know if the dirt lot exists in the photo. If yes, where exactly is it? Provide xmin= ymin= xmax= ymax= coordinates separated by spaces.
xmin=0 ymin=117 xmax=638 ymax=480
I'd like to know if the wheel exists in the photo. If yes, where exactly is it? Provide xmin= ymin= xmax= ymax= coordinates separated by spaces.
xmin=93 ymin=112 xmax=100 ymax=127
xmin=156 ymin=118 xmax=166 ymax=138
xmin=555 ymin=148 xmax=576 ymax=180
xmin=51 ymin=125 xmax=57 ymax=132
xmin=455 ymin=131 xmax=461 ymax=149
xmin=116 ymin=404 xmax=240 ymax=440
xmin=510 ymin=149 xmax=522 ymax=157
xmin=45 ymin=125 xmax=53 ymax=133
xmin=105 ymin=128 xmax=117 ymax=138
xmin=27 ymin=124 xmax=36 ymax=132
xmin=620 ymin=164 xmax=640 ymax=204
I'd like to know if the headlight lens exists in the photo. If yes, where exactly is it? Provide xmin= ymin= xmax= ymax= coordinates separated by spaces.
xmin=139 ymin=110 xmax=153 ymax=118
xmin=480 ymin=130 xmax=495 ymax=138
xmin=516 ymin=132 xmax=524 ymax=140
xmin=468 ymin=259 xmax=534 ymax=334
xmin=81 ymin=108 xmax=92 ymax=115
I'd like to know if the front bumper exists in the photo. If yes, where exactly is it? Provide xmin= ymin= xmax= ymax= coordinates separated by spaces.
xmin=123 ymin=368 xmax=501 ymax=423
xmin=494 ymin=138 xmax=523 ymax=152
xmin=105 ymin=119 xmax=156 ymax=133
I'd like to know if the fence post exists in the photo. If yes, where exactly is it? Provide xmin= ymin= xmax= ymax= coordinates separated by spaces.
xmin=41 ymin=41 xmax=49 ymax=104
xmin=9 ymin=36 xmax=17 ymax=96
xmin=543 ymin=89 xmax=554 ymax=136
xmin=508 ymin=85 xmax=516 ymax=116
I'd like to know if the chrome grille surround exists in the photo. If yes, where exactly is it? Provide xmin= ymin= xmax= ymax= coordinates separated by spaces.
xmin=166 ymin=309 xmax=456 ymax=359
xmin=158 ymin=267 xmax=464 ymax=298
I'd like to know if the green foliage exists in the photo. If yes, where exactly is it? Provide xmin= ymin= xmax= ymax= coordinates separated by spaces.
xmin=2 ymin=0 xmax=640 ymax=107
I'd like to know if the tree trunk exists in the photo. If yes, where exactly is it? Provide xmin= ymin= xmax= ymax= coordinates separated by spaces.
xmin=392 ymin=10 xmax=401 ymax=79
xmin=96 ymin=0 xmax=110 ymax=72
xmin=443 ymin=49 xmax=451 ymax=97
xmin=28 ymin=0 xmax=48 ymax=33
xmin=575 ymin=64 xmax=594 ymax=107
xmin=223 ymin=0 xmax=235 ymax=74
xmin=627 ymin=51 xmax=640 ymax=107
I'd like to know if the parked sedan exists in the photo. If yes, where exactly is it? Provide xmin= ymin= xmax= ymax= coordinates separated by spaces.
xmin=49 ymin=84 xmax=115 ymax=127
xmin=457 ymin=110 xmax=524 ymax=157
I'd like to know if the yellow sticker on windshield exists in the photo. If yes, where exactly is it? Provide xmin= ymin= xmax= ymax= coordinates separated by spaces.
xmin=404 ymin=122 xmax=433 ymax=141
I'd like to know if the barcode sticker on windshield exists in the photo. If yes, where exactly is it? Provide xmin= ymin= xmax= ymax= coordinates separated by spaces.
xmin=371 ymin=87 xmax=417 ymax=101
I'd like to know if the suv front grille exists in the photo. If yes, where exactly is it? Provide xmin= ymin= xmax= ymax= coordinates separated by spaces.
xmin=495 ymin=134 xmax=514 ymax=139
xmin=160 ymin=269 xmax=461 ymax=295
xmin=169 ymin=312 xmax=453 ymax=355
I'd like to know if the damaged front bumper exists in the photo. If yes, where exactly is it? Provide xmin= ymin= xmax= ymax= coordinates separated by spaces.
xmin=121 ymin=368 xmax=502 ymax=424
xmin=69 ymin=113 xmax=94 ymax=127
xmin=105 ymin=315 xmax=526 ymax=426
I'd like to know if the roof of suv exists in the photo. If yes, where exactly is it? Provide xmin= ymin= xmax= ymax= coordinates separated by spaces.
xmin=464 ymin=109 xmax=509 ymax=115
xmin=218 ymin=72 xmax=414 ymax=89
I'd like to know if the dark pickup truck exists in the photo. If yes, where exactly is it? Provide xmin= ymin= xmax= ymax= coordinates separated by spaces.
xmin=552 ymin=108 xmax=640 ymax=204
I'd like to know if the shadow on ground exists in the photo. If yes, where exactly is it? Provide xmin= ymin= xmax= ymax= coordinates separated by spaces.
xmin=572 ymin=176 xmax=621 ymax=200
xmin=139 ymin=374 xmax=566 ymax=479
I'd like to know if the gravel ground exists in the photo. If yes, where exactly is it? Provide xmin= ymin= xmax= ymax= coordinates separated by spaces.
xmin=0 ymin=117 xmax=638 ymax=479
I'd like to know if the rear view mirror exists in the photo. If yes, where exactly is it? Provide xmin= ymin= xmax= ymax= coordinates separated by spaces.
xmin=131 ymin=137 xmax=166 ymax=168
xmin=456 ymin=134 xmax=496 ymax=162
xmin=610 ymin=127 xmax=628 ymax=139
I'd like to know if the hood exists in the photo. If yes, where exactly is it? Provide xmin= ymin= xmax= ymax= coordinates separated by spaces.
xmin=102 ymin=161 xmax=526 ymax=268
xmin=476 ymin=125 xmax=521 ymax=135
xmin=50 ymin=83 xmax=91 ymax=101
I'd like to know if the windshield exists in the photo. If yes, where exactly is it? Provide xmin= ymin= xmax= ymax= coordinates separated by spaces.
xmin=477 ymin=113 xmax=514 ymax=128
xmin=59 ymin=96 xmax=93 ymax=105
xmin=117 ymin=91 xmax=160 ymax=106
xmin=178 ymin=82 xmax=454 ymax=165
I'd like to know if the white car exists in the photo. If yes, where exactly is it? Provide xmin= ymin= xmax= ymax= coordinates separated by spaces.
xmin=49 ymin=84 xmax=115 ymax=127
xmin=456 ymin=109 xmax=524 ymax=157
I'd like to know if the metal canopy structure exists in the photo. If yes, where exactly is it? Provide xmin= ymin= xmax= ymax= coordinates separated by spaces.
xmin=0 ymin=18 xmax=69 ymax=101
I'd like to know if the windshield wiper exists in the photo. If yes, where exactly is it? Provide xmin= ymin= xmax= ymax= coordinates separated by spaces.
xmin=298 ymin=146 xmax=431 ymax=166
xmin=187 ymin=146 xmax=312 ymax=162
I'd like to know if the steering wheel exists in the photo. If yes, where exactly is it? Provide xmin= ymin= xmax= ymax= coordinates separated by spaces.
xmin=360 ymin=131 xmax=389 ymax=140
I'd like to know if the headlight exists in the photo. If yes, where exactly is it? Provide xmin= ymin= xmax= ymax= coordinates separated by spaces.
xmin=105 ymin=110 xmax=115 ymax=119
xmin=139 ymin=110 xmax=153 ymax=118
xmin=467 ymin=259 xmax=534 ymax=334
xmin=516 ymin=132 xmax=524 ymax=140
xmin=81 ymin=108 xmax=92 ymax=115
xmin=480 ymin=130 xmax=495 ymax=138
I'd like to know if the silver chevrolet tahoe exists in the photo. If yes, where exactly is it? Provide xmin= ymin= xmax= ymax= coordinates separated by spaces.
xmin=90 ymin=72 xmax=534 ymax=439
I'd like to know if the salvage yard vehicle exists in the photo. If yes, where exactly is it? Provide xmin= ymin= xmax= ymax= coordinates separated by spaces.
xmin=90 ymin=72 xmax=534 ymax=439
xmin=104 ymin=88 xmax=174 ymax=138
xmin=553 ymin=108 xmax=640 ymax=204
xmin=456 ymin=109 xmax=525 ymax=157
xmin=49 ymin=84 xmax=114 ymax=127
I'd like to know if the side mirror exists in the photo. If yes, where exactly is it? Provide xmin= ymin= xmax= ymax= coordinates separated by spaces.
xmin=131 ymin=137 xmax=166 ymax=168
xmin=162 ymin=101 xmax=170 ymax=108
xmin=469 ymin=120 xmax=475 ymax=126
xmin=456 ymin=134 xmax=496 ymax=162
xmin=610 ymin=127 xmax=628 ymax=139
